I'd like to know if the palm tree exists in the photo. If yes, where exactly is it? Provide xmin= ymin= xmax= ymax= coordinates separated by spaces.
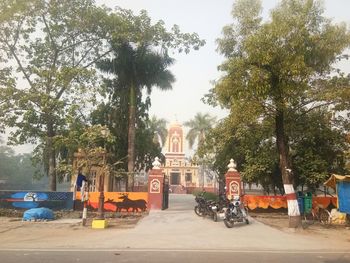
xmin=148 ymin=116 xmax=168 ymax=148
xmin=97 ymin=42 xmax=175 ymax=190
xmin=185 ymin=113 xmax=216 ymax=189
xmin=184 ymin=113 xmax=217 ymax=149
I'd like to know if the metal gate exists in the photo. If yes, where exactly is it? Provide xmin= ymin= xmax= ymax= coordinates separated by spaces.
xmin=162 ymin=175 xmax=169 ymax=210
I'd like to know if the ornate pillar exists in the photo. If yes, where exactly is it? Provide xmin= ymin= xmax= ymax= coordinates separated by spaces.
xmin=148 ymin=157 xmax=164 ymax=210
xmin=225 ymin=159 xmax=242 ymax=199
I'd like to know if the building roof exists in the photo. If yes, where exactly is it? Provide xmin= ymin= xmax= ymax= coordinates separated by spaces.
xmin=324 ymin=174 xmax=350 ymax=189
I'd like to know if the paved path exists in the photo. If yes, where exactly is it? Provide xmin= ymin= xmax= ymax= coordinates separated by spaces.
xmin=107 ymin=194 xmax=349 ymax=251
xmin=1 ymin=194 xmax=349 ymax=252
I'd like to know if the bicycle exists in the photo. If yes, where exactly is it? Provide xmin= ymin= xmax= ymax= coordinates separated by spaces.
xmin=304 ymin=204 xmax=332 ymax=225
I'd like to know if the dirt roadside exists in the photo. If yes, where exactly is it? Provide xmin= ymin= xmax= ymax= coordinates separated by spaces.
xmin=0 ymin=211 xmax=146 ymax=238
xmin=0 ymin=211 xmax=147 ymax=250
xmin=0 ymin=209 xmax=146 ymax=226
xmin=251 ymin=212 xmax=350 ymax=244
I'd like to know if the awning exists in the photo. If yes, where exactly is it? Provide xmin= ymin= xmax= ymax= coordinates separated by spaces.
xmin=324 ymin=174 xmax=350 ymax=190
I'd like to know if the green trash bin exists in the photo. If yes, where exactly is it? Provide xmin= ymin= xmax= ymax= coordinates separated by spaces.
xmin=304 ymin=192 xmax=312 ymax=214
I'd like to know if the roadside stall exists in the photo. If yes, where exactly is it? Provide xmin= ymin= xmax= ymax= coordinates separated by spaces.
xmin=324 ymin=174 xmax=350 ymax=224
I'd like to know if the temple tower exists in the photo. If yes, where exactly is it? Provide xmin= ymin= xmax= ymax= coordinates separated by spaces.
xmin=163 ymin=122 xmax=199 ymax=193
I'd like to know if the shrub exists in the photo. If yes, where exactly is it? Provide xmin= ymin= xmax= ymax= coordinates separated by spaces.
xmin=193 ymin=190 xmax=218 ymax=201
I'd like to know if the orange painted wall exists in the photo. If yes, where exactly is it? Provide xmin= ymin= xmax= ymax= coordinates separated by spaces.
xmin=75 ymin=192 xmax=148 ymax=212
xmin=243 ymin=195 xmax=337 ymax=211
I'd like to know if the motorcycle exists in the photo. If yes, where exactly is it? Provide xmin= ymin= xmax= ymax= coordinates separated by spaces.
xmin=194 ymin=192 xmax=216 ymax=220
xmin=223 ymin=195 xmax=249 ymax=228
xmin=211 ymin=194 xmax=230 ymax=222
xmin=194 ymin=192 xmax=207 ymax=216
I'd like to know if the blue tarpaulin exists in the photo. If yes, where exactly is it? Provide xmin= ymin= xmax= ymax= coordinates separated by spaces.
xmin=337 ymin=181 xmax=350 ymax=214
xmin=324 ymin=174 xmax=350 ymax=214
xmin=23 ymin=207 xmax=55 ymax=221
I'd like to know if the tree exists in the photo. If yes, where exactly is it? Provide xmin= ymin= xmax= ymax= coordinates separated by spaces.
xmin=197 ymin=116 xmax=284 ymax=195
xmin=184 ymin=112 xmax=217 ymax=188
xmin=211 ymin=0 xmax=350 ymax=227
xmin=90 ymin=97 xmax=163 ymax=190
xmin=91 ymin=102 xmax=129 ymax=173
xmin=290 ymin=109 xmax=349 ymax=191
xmin=0 ymin=145 xmax=45 ymax=190
xmin=184 ymin=113 xmax=217 ymax=149
xmin=97 ymin=43 xmax=174 ymax=189
xmin=97 ymin=11 xmax=205 ymax=190
xmin=201 ymin=103 xmax=349 ymax=195
xmin=148 ymin=116 xmax=168 ymax=147
xmin=0 ymin=2 xmax=204 ymax=191
xmin=0 ymin=0 xmax=116 ymax=191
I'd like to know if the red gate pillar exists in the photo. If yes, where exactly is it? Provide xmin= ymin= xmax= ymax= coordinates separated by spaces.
xmin=148 ymin=157 xmax=164 ymax=210
xmin=225 ymin=159 xmax=242 ymax=200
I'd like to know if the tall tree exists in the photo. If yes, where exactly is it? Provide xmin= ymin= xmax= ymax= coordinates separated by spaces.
xmin=0 ymin=0 xmax=116 ymax=190
xmin=97 ymin=11 xmax=205 ymax=190
xmin=97 ymin=43 xmax=175 ymax=190
xmin=211 ymin=0 xmax=350 ymax=227
xmin=184 ymin=113 xmax=217 ymax=149
xmin=184 ymin=113 xmax=217 ymax=189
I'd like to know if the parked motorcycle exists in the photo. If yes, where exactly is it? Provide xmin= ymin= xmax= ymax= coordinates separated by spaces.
xmin=194 ymin=192 xmax=216 ymax=220
xmin=223 ymin=195 xmax=249 ymax=228
xmin=194 ymin=192 xmax=206 ymax=216
xmin=211 ymin=194 xmax=230 ymax=222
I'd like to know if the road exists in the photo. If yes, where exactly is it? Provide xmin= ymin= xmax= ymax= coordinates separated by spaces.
xmin=1 ymin=194 xmax=350 ymax=262
xmin=1 ymin=250 xmax=350 ymax=263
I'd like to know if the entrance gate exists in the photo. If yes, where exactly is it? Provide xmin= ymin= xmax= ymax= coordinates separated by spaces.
xmin=148 ymin=164 xmax=169 ymax=210
xmin=162 ymin=175 xmax=169 ymax=210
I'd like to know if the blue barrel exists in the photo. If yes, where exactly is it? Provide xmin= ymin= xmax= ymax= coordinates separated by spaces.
xmin=297 ymin=191 xmax=304 ymax=214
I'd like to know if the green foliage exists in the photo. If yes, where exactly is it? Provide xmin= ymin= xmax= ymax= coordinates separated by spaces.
xmin=96 ymin=15 xmax=204 ymax=180
xmin=290 ymin=109 xmax=349 ymax=190
xmin=97 ymin=43 xmax=175 ymax=94
xmin=184 ymin=113 xmax=216 ymax=149
xmin=0 ymin=144 xmax=46 ymax=190
xmin=147 ymin=116 xmax=168 ymax=147
xmin=203 ymin=0 xmax=350 ymax=195
xmin=54 ymin=124 xmax=115 ymax=180
xmin=0 ymin=0 xmax=113 ymax=190
xmin=96 ymin=42 xmax=176 ymax=177
xmin=192 ymin=190 xmax=218 ymax=201
xmin=107 ymin=8 xmax=205 ymax=54
xmin=135 ymin=115 xmax=164 ymax=172
xmin=91 ymin=102 xmax=129 ymax=171
xmin=0 ymin=1 xmax=205 ymax=190
xmin=202 ymin=103 xmax=349 ymax=194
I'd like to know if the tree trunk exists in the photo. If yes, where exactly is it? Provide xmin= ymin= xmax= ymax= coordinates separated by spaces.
xmin=275 ymin=108 xmax=301 ymax=228
xmin=127 ymin=83 xmax=136 ymax=191
xmin=47 ymin=121 xmax=56 ymax=191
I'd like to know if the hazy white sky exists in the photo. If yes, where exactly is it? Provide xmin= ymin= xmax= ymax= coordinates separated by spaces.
xmin=98 ymin=0 xmax=350 ymax=125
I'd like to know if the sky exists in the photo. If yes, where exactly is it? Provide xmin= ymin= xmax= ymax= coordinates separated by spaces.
xmin=98 ymin=0 xmax=350 ymax=125
xmin=6 ymin=0 xmax=350 ymax=154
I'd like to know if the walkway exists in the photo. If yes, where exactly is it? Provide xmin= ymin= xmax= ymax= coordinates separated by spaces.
xmin=108 ymin=194 xmax=349 ymax=251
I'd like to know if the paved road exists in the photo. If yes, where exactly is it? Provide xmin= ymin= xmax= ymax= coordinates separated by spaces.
xmin=1 ymin=250 xmax=350 ymax=263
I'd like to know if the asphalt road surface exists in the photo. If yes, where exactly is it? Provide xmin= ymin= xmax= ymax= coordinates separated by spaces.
xmin=1 ymin=250 xmax=350 ymax=263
